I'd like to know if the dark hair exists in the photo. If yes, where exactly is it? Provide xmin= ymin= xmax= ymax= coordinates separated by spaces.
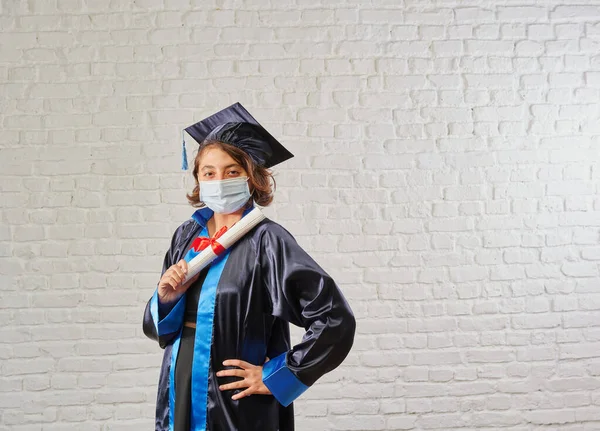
xmin=186 ymin=140 xmax=276 ymax=208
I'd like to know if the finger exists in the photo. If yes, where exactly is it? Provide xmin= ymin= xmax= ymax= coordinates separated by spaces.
xmin=167 ymin=272 xmax=181 ymax=285
xmin=177 ymin=259 xmax=189 ymax=272
xmin=232 ymin=388 xmax=252 ymax=401
xmin=219 ymin=380 xmax=249 ymax=391
xmin=166 ymin=277 xmax=178 ymax=290
xmin=223 ymin=359 xmax=252 ymax=369
xmin=216 ymin=369 xmax=246 ymax=378
xmin=171 ymin=271 xmax=184 ymax=285
xmin=168 ymin=275 xmax=182 ymax=290
xmin=171 ymin=265 xmax=186 ymax=280
xmin=175 ymin=260 xmax=188 ymax=275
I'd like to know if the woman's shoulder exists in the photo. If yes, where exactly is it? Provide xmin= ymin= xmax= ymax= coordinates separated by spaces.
xmin=169 ymin=218 xmax=201 ymax=248
xmin=250 ymin=217 xmax=298 ymax=247
xmin=254 ymin=217 xmax=292 ymax=236
xmin=175 ymin=218 xmax=199 ymax=235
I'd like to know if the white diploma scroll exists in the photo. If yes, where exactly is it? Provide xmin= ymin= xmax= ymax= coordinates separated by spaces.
xmin=183 ymin=207 xmax=266 ymax=283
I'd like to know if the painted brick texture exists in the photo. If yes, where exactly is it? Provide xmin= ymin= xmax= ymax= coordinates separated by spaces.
xmin=1 ymin=0 xmax=599 ymax=430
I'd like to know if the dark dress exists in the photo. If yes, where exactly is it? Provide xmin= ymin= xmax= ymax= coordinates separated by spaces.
xmin=143 ymin=205 xmax=356 ymax=431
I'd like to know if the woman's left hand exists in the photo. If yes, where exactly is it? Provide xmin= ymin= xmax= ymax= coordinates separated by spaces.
xmin=217 ymin=358 xmax=272 ymax=400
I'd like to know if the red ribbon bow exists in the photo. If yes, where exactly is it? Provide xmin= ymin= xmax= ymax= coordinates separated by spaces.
xmin=191 ymin=225 xmax=228 ymax=256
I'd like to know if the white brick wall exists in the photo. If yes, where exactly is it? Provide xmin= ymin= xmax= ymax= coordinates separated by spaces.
xmin=1 ymin=0 xmax=599 ymax=429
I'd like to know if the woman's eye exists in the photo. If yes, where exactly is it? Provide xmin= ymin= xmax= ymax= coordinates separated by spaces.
xmin=203 ymin=172 xmax=213 ymax=177
xmin=228 ymin=171 xmax=239 ymax=175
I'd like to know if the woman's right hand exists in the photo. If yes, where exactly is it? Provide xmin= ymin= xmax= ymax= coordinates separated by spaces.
xmin=157 ymin=259 xmax=200 ymax=305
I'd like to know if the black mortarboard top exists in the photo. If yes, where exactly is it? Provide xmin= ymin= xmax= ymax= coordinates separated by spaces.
xmin=181 ymin=102 xmax=294 ymax=170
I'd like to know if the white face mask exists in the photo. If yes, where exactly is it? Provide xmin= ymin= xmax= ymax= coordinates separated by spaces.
xmin=199 ymin=177 xmax=251 ymax=214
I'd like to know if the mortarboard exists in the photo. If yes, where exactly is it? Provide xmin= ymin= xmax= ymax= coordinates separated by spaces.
xmin=181 ymin=102 xmax=294 ymax=170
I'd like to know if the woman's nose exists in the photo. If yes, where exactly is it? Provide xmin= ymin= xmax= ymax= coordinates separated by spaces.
xmin=214 ymin=171 xmax=225 ymax=180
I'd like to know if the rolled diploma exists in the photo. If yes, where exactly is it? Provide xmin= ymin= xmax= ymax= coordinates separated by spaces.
xmin=183 ymin=207 xmax=266 ymax=283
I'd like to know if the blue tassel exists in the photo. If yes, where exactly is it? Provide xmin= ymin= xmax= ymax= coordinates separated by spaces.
xmin=181 ymin=131 xmax=188 ymax=171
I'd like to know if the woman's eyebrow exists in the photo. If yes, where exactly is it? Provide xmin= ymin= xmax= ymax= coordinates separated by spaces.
xmin=201 ymin=164 xmax=241 ymax=170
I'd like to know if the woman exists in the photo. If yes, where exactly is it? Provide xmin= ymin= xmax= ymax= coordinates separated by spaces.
xmin=142 ymin=103 xmax=356 ymax=431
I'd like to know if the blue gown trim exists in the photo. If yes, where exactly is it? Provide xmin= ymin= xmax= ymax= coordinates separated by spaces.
xmin=184 ymin=224 xmax=207 ymax=264
xmin=150 ymin=290 xmax=186 ymax=336
xmin=150 ymin=290 xmax=160 ymax=334
xmin=169 ymin=332 xmax=182 ymax=431
xmin=262 ymin=351 xmax=309 ymax=407
xmin=167 ymin=204 xmax=255 ymax=430
xmin=191 ymin=246 xmax=231 ymax=430
xmin=166 ymin=223 xmax=210 ymax=431
xmin=191 ymin=206 xmax=214 ymax=227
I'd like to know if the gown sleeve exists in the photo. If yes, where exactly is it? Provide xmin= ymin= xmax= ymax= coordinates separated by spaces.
xmin=258 ymin=222 xmax=356 ymax=407
xmin=142 ymin=223 xmax=189 ymax=349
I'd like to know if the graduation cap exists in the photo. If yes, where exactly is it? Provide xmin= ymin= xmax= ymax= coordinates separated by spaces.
xmin=181 ymin=102 xmax=294 ymax=170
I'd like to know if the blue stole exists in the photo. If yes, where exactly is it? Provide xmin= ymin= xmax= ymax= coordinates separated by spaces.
xmin=168 ymin=204 xmax=256 ymax=430
xmin=168 ymin=224 xmax=232 ymax=431
xmin=191 ymin=241 xmax=230 ymax=430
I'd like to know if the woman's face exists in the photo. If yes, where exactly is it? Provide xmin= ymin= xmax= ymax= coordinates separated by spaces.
xmin=197 ymin=147 xmax=248 ymax=183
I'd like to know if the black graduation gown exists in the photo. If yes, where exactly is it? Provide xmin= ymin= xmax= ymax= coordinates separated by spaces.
xmin=142 ymin=206 xmax=356 ymax=431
